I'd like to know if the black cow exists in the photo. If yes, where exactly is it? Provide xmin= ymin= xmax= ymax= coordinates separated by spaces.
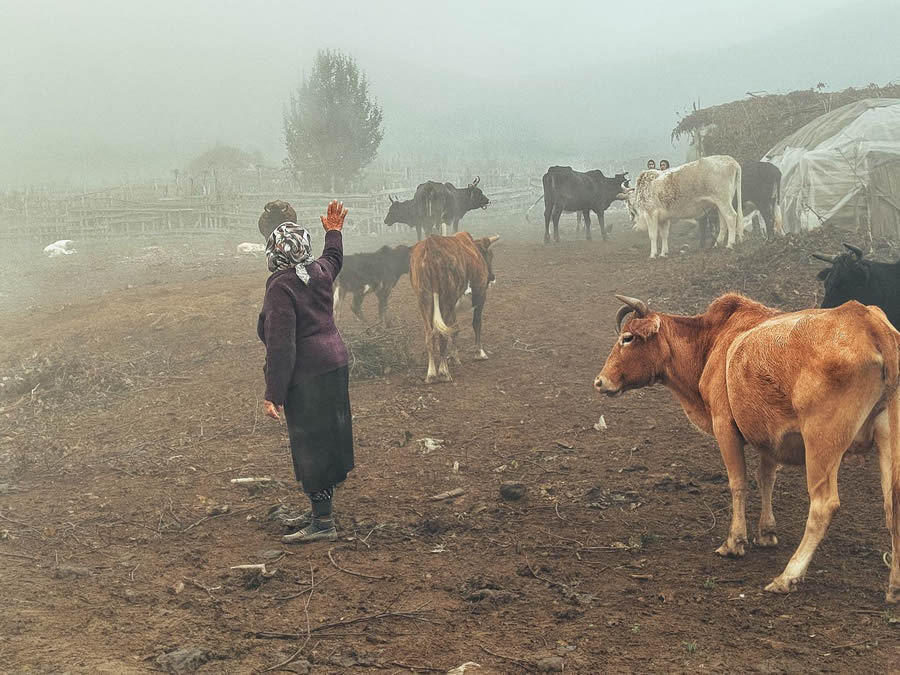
xmin=258 ymin=200 xmax=298 ymax=240
xmin=813 ymin=243 xmax=900 ymax=328
xmin=416 ymin=178 xmax=490 ymax=238
xmin=699 ymin=161 xmax=783 ymax=248
xmin=384 ymin=195 xmax=424 ymax=240
xmin=334 ymin=244 xmax=412 ymax=324
xmin=542 ymin=166 xmax=629 ymax=243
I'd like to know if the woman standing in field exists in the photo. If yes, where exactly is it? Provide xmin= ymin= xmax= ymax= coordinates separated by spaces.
xmin=258 ymin=200 xmax=354 ymax=544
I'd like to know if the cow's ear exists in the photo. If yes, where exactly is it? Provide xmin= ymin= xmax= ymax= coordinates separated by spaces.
xmin=487 ymin=235 xmax=500 ymax=247
xmin=816 ymin=268 xmax=830 ymax=281
xmin=630 ymin=316 xmax=660 ymax=339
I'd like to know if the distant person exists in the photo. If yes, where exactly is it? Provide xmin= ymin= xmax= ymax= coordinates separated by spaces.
xmin=646 ymin=159 xmax=656 ymax=170
xmin=659 ymin=159 xmax=670 ymax=171
xmin=258 ymin=200 xmax=354 ymax=544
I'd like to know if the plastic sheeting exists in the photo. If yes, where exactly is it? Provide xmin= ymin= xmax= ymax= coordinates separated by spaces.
xmin=766 ymin=98 xmax=900 ymax=235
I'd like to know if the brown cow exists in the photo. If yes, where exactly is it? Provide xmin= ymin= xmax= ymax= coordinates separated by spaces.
xmin=258 ymin=200 xmax=298 ymax=240
xmin=409 ymin=232 xmax=499 ymax=383
xmin=594 ymin=292 xmax=900 ymax=602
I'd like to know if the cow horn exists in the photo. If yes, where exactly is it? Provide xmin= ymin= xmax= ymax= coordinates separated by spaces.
xmin=843 ymin=242 xmax=864 ymax=259
xmin=389 ymin=194 xmax=396 ymax=203
xmin=473 ymin=176 xmax=480 ymax=186
xmin=614 ymin=295 xmax=649 ymax=333
xmin=488 ymin=234 xmax=500 ymax=245
xmin=264 ymin=203 xmax=273 ymax=212
xmin=615 ymin=192 xmax=628 ymax=200
xmin=811 ymin=252 xmax=836 ymax=264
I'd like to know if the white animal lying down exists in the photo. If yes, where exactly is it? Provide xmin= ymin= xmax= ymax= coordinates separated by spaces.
xmin=236 ymin=242 xmax=266 ymax=255
xmin=43 ymin=240 xmax=76 ymax=257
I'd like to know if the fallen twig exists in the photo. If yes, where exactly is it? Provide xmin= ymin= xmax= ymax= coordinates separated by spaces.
xmin=479 ymin=643 xmax=532 ymax=667
xmin=183 ymin=576 xmax=222 ymax=599
xmin=429 ymin=487 xmax=465 ymax=501
xmin=261 ymin=562 xmax=316 ymax=673
xmin=182 ymin=504 xmax=259 ymax=532
xmin=0 ymin=550 xmax=38 ymax=561
xmin=328 ymin=547 xmax=390 ymax=581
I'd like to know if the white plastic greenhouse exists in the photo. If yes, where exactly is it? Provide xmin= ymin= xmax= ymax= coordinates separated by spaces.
xmin=766 ymin=98 xmax=900 ymax=238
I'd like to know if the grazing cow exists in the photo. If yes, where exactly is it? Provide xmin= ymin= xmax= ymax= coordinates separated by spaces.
xmin=620 ymin=155 xmax=743 ymax=258
xmin=333 ymin=244 xmax=412 ymax=324
xmin=415 ymin=178 xmax=490 ymax=238
xmin=594 ymin=293 xmax=900 ymax=601
xmin=409 ymin=232 xmax=499 ymax=383
xmin=258 ymin=200 xmax=298 ymax=240
xmin=813 ymin=243 xmax=900 ymax=328
xmin=384 ymin=195 xmax=425 ymax=240
xmin=541 ymin=166 xmax=629 ymax=243
xmin=698 ymin=161 xmax=784 ymax=248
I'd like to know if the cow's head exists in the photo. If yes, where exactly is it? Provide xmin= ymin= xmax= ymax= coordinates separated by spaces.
xmin=466 ymin=177 xmax=490 ymax=210
xmin=616 ymin=186 xmax=637 ymax=221
xmin=475 ymin=234 xmax=500 ymax=283
xmin=614 ymin=172 xmax=630 ymax=189
xmin=594 ymin=295 xmax=667 ymax=396
xmin=813 ymin=243 xmax=873 ymax=308
xmin=393 ymin=244 xmax=412 ymax=273
xmin=384 ymin=194 xmax=409 ymax=226
xmin=259 ymin=200 xmax=297 ymax=240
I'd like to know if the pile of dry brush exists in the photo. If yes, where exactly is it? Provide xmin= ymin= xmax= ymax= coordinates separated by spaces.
xmin=672 ymin=82 xmax=900 ymax=164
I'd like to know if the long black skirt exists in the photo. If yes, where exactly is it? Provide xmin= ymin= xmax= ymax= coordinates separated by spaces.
xmin=284 ymin=366 xmax=354 ymax=494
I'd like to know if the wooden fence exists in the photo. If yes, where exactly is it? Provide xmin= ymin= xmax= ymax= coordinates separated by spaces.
xmin=0 ymin=182 xmax=544 ymax=242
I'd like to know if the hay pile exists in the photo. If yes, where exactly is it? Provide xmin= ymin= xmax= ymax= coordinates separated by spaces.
xmin=672 ymin=83 xmax=900 ymax=164
xmin=342 ymin=325 xmax=415 ymax=380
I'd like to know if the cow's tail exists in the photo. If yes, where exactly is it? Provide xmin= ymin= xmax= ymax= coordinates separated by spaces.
xmin=525 ymin=194 xmax=544 ymax=224
xmin=432 ymin=292 xmax=454 ymax=336
xmin=333 ymin=282 xmax=342 ymax=315
xmin=773 ymin=178 xmax=784 ymax=236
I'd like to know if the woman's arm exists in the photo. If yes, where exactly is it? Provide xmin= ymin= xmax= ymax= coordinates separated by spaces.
xmin=317 ymin=200 xmax=348 ymax=282
xmin=261 ymin=284 xmax=297 ymax=407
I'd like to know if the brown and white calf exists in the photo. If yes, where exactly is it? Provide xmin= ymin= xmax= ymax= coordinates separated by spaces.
xmin=594 ymin=292 xmax=900 ymax=601
xmin=409 ymin=232 xmax=499 ymax=383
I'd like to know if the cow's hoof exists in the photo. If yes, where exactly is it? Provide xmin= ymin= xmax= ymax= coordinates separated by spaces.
xmin=754 ymin=532 xmax=779 ymax=548
xmin=659 ymin=253 xmax=668 ymax=258
xmin=543 ymin=238 xmax=551 ymax=245
xmin=765 ymin=575 xmax=800 ymax=594
xmin=715 ymin=538 xmax=747 ymax=558
xmin=438 ymin=372 xmax=452 ymax=382
xmin=425 ymin=376 xmax=437 ymax=385
xmin=475 ymin=349 xmax=488 ymax=361
xmin=886 ymin=585 xmax=900 ymax=604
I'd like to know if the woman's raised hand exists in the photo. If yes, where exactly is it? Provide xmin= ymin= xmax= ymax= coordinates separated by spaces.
xmin=321 ymin=200 xmax=348 ymax=232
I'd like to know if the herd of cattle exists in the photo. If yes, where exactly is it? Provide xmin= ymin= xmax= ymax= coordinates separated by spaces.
xmin=256 ymin=164 xmax=900 ymax=603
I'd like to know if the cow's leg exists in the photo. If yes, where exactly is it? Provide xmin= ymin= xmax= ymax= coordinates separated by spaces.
xmin=436 ymin=333 xmax=452 ymax=381
xmin=647 ymin=218 xmax=659 ymax=259
xmin=351 ymin=291 xmax=366 ymax=322
xmin=874 ymin=402 xmax=900 ymax=603
xmin=715 ymin=201 xmax=738 ymax=249
xmin=765 ymin=447 xmax=842 ymax=594
xmin=424 ymin=323 xmax=438 ymax=384
xmin=597 ymin=210 xmax=607 ymax=241
xmin=453 ymin=218 xmax=460 ymax=234
xmin=659 ymin=220 xmax=670 ymax=257
xmin=472 ymin=295 xmax=488 ymax=360
xmin=714 ymin=420 xmax=749 ymax=557
xmin=551 ymin=207 xmax=563 ymax=243
xmin=544 ymin=202 xmax=553 ymax=244
xmin=760 ymin=204 xmax=776 ymax=241
xmin=376 ymin=286 xmax=391 ymax=325
xmin=416 ymin=224 xmax=423 ymax=241
xmin=582 ymin=210 xmax=592 ymax=241
xmin=755 ymin=455 xmax=779 ymax=547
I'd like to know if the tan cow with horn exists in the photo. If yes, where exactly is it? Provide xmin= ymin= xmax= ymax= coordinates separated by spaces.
xmin=594 ymin=292 xmax=900 ymax=601
xmin=409 ymin=232 xmax=499 ymax=383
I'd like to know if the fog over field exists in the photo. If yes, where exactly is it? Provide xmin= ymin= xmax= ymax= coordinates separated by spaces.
xmin=2 ymin=0 xmax=898 ymax=187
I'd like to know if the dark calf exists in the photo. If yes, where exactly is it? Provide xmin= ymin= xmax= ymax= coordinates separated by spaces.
xmin=334 ymin=245 xmax=412 ymax=324
xmin=813 ymin=243 xmax=900 ymax=328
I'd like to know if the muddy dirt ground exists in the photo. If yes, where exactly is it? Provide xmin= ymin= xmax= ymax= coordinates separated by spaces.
xmin=2 ymin=214 xmax=899 ymax=673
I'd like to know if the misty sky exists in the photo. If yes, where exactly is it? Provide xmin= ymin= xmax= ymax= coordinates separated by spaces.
xmin=3 ymin=0 xmax=899 ymax=187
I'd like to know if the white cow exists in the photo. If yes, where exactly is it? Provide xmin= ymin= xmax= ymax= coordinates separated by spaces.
xmin=620 ymin=155 xmax=743 ymax=258
xmin=43 ymin=240 xmax=76 ymax=258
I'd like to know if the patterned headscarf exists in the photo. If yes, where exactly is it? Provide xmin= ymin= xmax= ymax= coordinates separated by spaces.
xmin=266 ymin=222 xmax=314 ymax=284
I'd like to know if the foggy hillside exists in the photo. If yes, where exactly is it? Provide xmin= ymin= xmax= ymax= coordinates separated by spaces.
xmin=2 ymin=0 xmax=898 ymax=187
